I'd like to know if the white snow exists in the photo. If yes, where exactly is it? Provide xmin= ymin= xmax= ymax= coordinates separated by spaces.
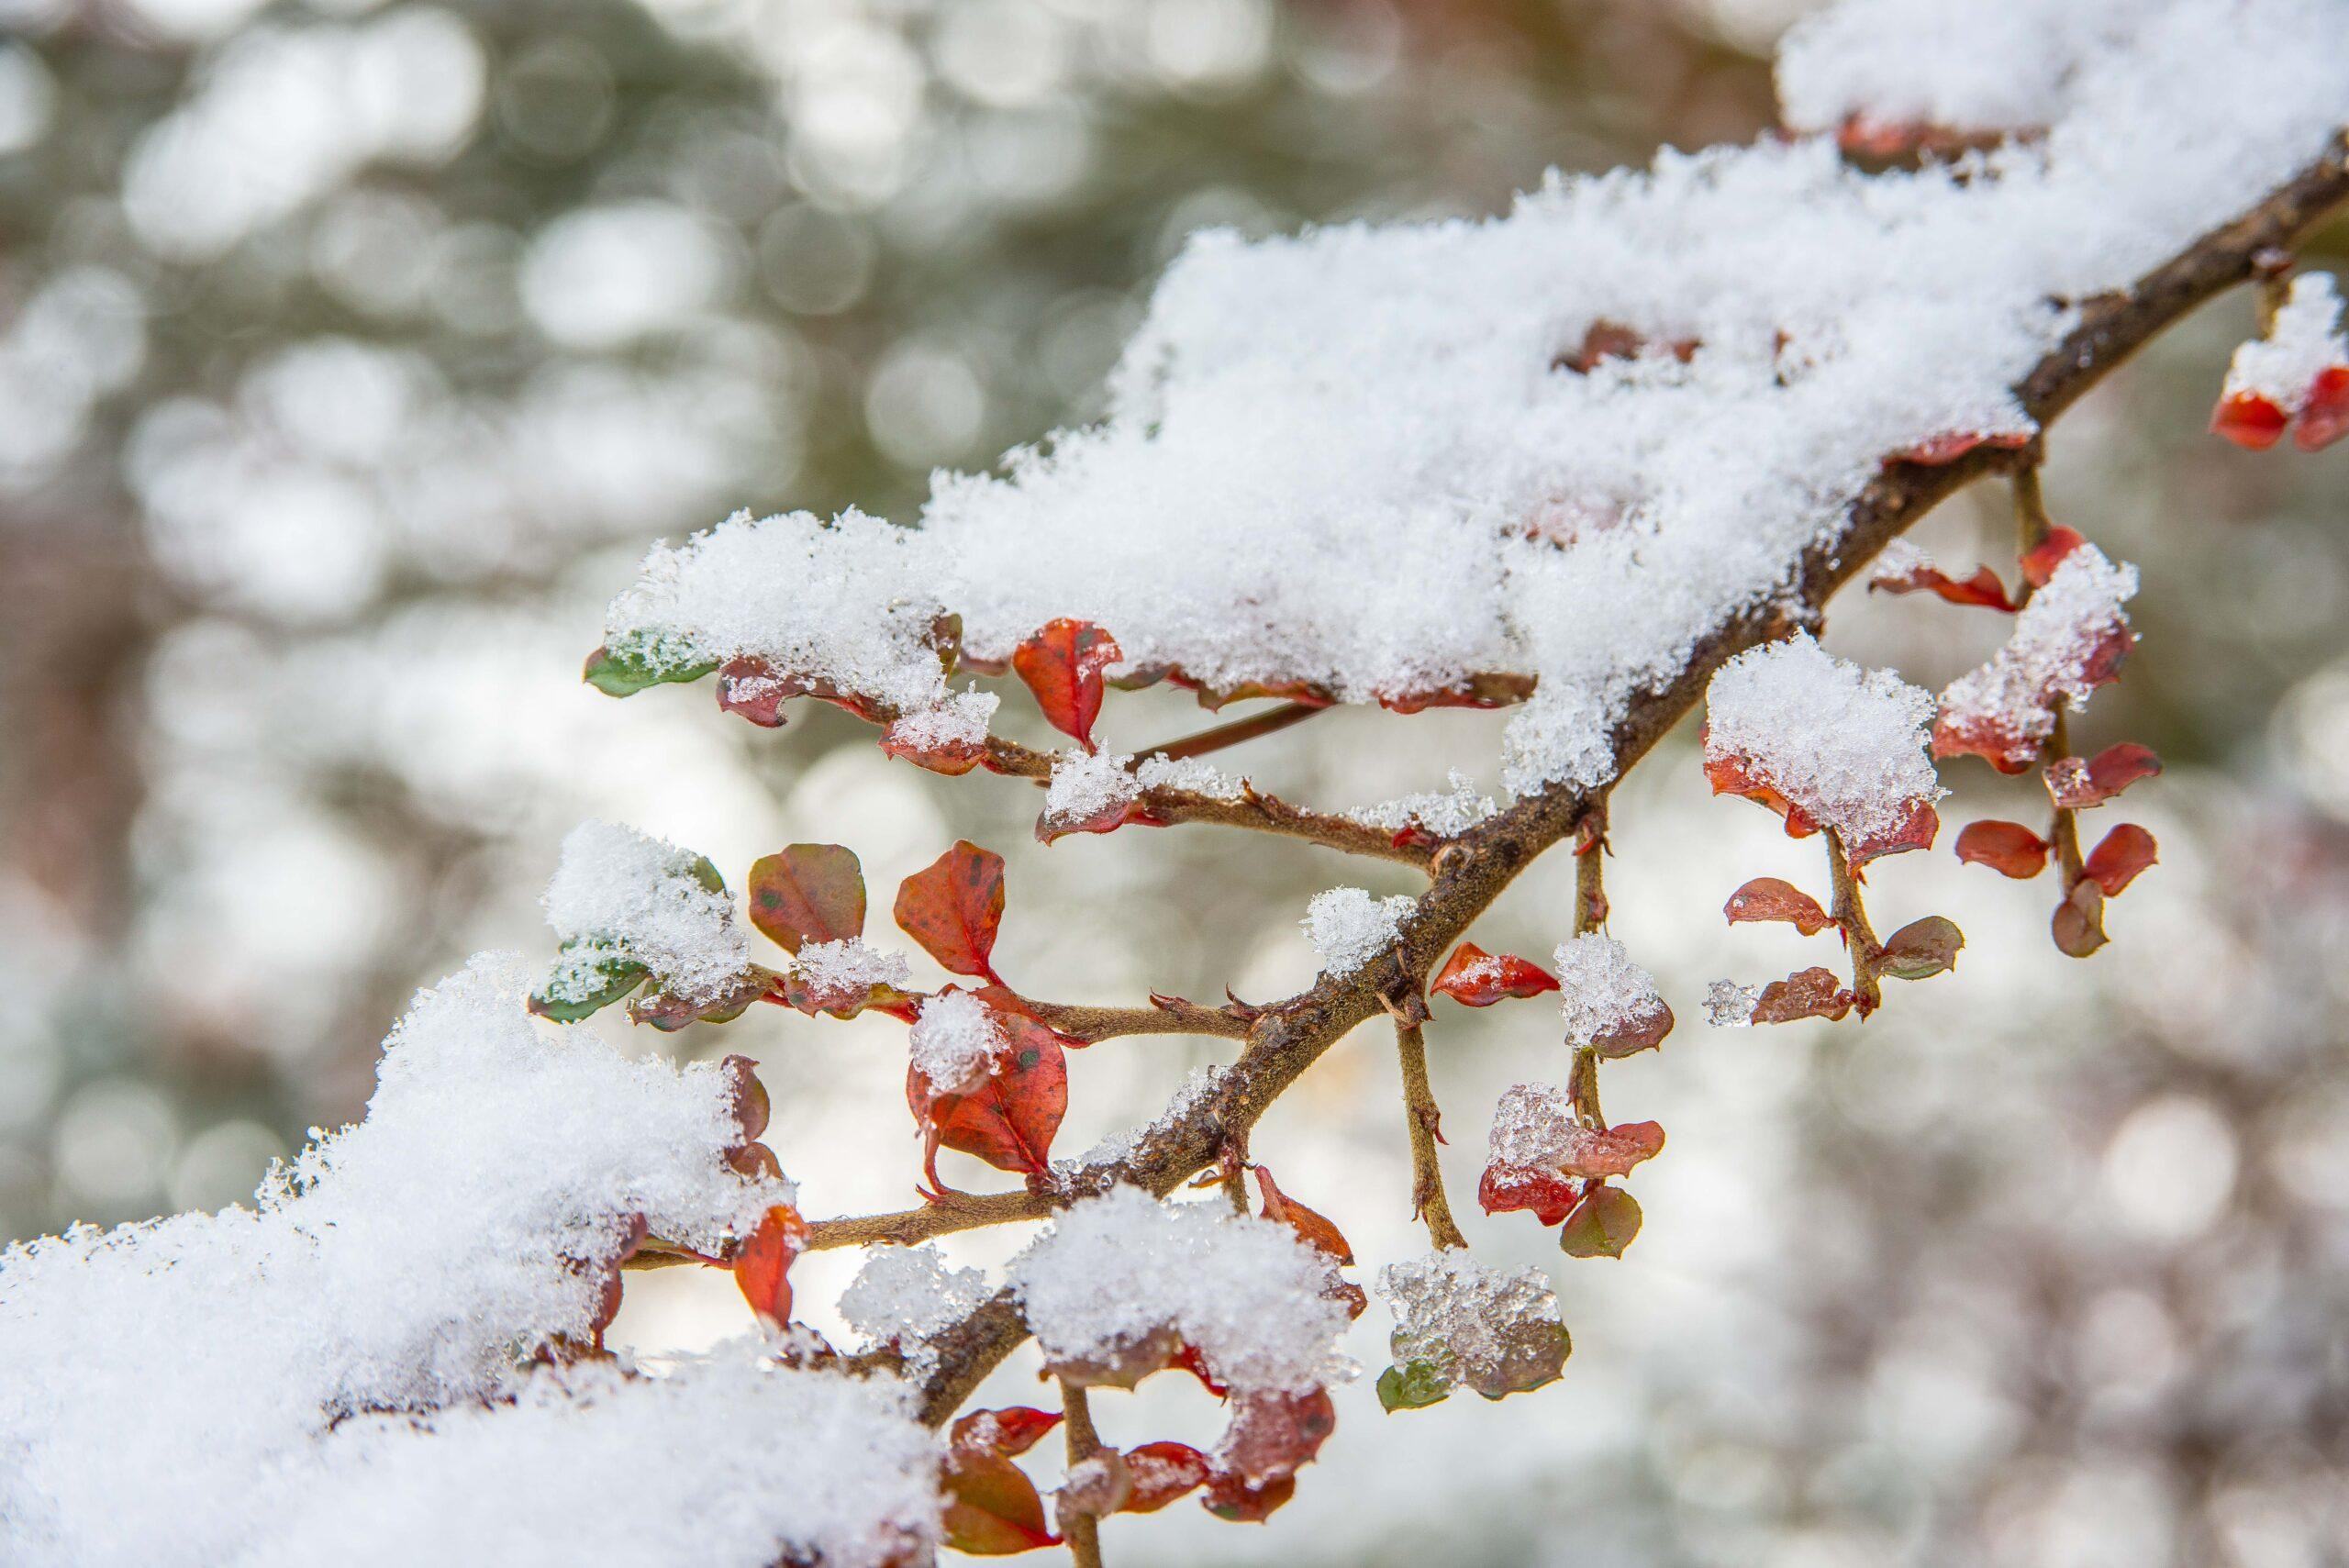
xmin=2223 ymin=272 xmax=2346 ymax=410
xmin=1041 ymin=749 xmax=1141 ymax=828
xmin=1705 ymin=978 xmax=1764 ymax=1027
xmin=1939 ymin=543 xmax=2138 ymax=762
xmin=1008 ymin=1185 xmax=1353 ymax=1396
xmin=541 ymin=820 xmax=751 ymax=1005
xmin=1486 ymin=1082 xmax=1580 ymax=1172
xmin=0 ymin=956 xmax=837 ymax=1565
xmin=1300 ymin=886 xmax=1417 ymax=977
xmin=1376 ymin=1250 xmax=1567 ymax=1392
xmin=1552 ymin=935 xmax=1665 ymax=1051
xmin=907 ymin=988 xmax=1008 ymax=1095
xmin=1347 ymin=770 xmax=1498 ymax=840
xmin=596 ymin=0 xmax=2349 ymax=799
xmin=882 ymin=686 xmax=998 ymax=752
xmin=840 ymin=1244 xmax=993 ymax=1347
xmin=791 ymin=938 xmax=911 ymax=1000
xmin=1134 ymin=752 xmax=1243 ymax=799
xmin=1704 ymin=632 xmax=1943 ymax=843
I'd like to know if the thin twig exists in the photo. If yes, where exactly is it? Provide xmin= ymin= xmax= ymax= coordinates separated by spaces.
xmin=1142 ymin=700 xmax=1328 ymax=763
xmin=804 ymin=1190 xmax=1050 ymax=1252
xmin=1392 ymin=1014 xmax=1467 ymax=1251
xmin=1574 ymin=799 xmax=1609 ymax=936
xmin=1019 ymin=997 xmax=1253 ymax=1042
xmin=1822 ymin=828 xmax=1883 ymax=1014
xmin=1059 ymin=1380 xmax=1107 ymax=1568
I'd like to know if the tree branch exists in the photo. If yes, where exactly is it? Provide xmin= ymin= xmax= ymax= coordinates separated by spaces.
xmin=1391 ymin=1012 xmax=1468 ymax=1251
xmin=1019 ymin=996 xmax=1254 ymax=1043
xmin=885 ymin=134 xmax=2349 ymax=1430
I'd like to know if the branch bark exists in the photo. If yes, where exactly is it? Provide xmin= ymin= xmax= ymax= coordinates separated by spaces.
xmin=886 ymin=134 xmax=2349 ymax=1429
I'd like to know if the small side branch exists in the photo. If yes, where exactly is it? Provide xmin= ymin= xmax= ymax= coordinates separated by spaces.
xmin=1020 ymin=996 xmax=1253 ymax=1043
xmin=1059 ymin=1380 xmax=1108 ymax=1568
xmin=1822 ymin=829 xmax=1884 ymax=1013
xmin=1574 ymin=799 xmax=1609 ymax=936
xmin=804 ymin=1190 xmax=1050 ymax=1252
xmin=1391 ymin=1012 xmax=1468 ymax=1251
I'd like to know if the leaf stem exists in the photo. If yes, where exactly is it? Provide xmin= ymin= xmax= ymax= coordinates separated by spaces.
xmin=1393 ymin=1016 xmax=1468 ymax=1250
xmin=1822 ymin=828 xmax=1883 ymax=1013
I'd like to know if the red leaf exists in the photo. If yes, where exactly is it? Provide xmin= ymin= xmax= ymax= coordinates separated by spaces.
xmin=1844 ymin=798 xmax=1942 ymax=867
xmin=1556 ymin=318 xmax=1699 ymax=373
xmin=1868 ymin=558 xmax=2018 ymax=612
xmin=1703 ymin=750 xmax=1819 ymax=840
xmin=1478 ymin=1161 xmax=1581 ymax=1227
xmin=1551 ymin=1119 xmax=1665 ymax=1180
xmin=1431 ymin=942 xmax=1562 ymax=1006
xmin=2019 ymin=525 xmax=2087 ymax=588
xmin=1253 ymin=1164 xmax=1354 ymax=1264
xmin=1119 ymin=1441 xmax=1211 ymax=1516
xmin=1012 ymin=618 xmax=1121 ymax=751
xmin=880 ymin=722 xmax=990 ymax=777
xmin=1035 ymin=795 xmax=1169 ymax=845
xmin=1207 ymin=1387 xmax=1334 ymax=1520
xmin=1955 ymin=819 xmax=2050 ymax=878
xmin=2083 ymin=823 xmax=2157 ymax=896
xmin=1750 ymin=966 xmax=1856 ymax=1024
xmin=2044 ymin=741 xmax=2162 ymax=809
xmin=1723 ymin=876 xmax=1832 ymax=935
xmin=907 ymin=1006 xmax=1067 ymax=1184
xmin=2296 ymin=365 xmax=2349 ymax=451
xmin=779 ymin=970 xmax=919 ymax=1022
xmin=718 ymin=1053 xmax=770 ymax=1149
xmin=2212 ymin=389 xmax=2289 ymax=450
xmin=952 ymin=1407 xmax=1063 ymax=1460
xmin=895 ymin=840 xmax=1007 ymax=984
xmin=1202 ymin=1473 xmax=1296 ymax=1524
xmin=747 ymin=844 xmax=866 ymax=954
xmin=1894 ymin=429 xmax=2032 ymax=466
xmin=733 ymin=1203 xmax=807 ymax=1328
xmin=941 ymin=1448 xmax=1060 ymax=1554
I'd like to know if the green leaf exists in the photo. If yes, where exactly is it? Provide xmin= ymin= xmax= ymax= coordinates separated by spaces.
xmin=1375 ymin=1360 xmax=1453 ymax=1412
xmin=1876 ymin=915 xmax=1965 ymax=981
xmin=528 ymin=947 xmax=649 ymax=1023
xmin=1559 ymin=1184 xmax=1642 ymax=1259
xmin=582 ymin=642 xmax=717 ymax=698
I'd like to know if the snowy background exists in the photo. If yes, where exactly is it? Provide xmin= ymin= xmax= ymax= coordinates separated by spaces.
xmin=2 ymin=0 xmax=2346 ymax=1563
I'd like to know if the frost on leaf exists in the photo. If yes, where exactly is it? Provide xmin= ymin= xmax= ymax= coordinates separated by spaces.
xmin=1749 ymin=966 xmax=1858 ymax=1024
xmin=894 ymin=840 xmax=1008 ymax=984
xmin=1936 ymin=540 xmax=2137 ymax=773
xmin=1038 ymin=751 xmax=1151 ymax=841
xmin=1481 ymin=1083 xmax=1663 ymax=1227
xmin=1867 ymin=539 xmax=2017 ymax=611
xmin=1301 ymin=886 xmax=1416 ymax=978
xmin=880 ymin=687 xmax=998 ymax=776
xmin=1553 ymin=934 xmax=1673 ymax=1056
xmin=2215 ymin=272 xmax=2349 ymax=451
xmin=2043 ymin=741 xmax=2161 ymax=809
xmin=1375 ymin=1251 xmax=1570 ymax=1409
xmin=906 ymin=990 xmax=1067 ymax=1186
xmin=1724 ymin=876 xmax=1833 ymax=935
xmin=533 ymin=821 xmax=763 ymax=1027
xmin=1012 ymin=617 xmax=1121 ymax=751
xmin=1119 ymin=1441 xmax=1212 ymax=1515
xmin=1431 ymin=942 xmax=1561 ymax=1007
xmin=782 ymin=939 xmax=915 ymax=1020
xmin=1955 ymin=817 xmax=2051 ymax=878
xmin=1704 ymin=632 xmax=1943 ymax=863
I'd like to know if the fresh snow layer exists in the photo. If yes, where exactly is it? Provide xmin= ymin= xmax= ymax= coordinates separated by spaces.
xmin=907 ymin=988 xmax=1008 ymax=1094
xmin=542 ymin=819 xmax=751 ymax=1005
xmin=1008 ymin=1185 xmax=1353 ymax=1396
xmin=1940 ymin=543 xmax=2138 ymax=756
xmin=1301 ymin=886 xmax=1417 ymax=977
xmin=2224 ymin=272 xmax=2346 ymax=409
xmin=0 ymin=956 xmax=874 ymax=1566
xmin=790 ymin=938 xmax=911 ymax=1000
xmin=1377 ymin=1249 xmax=1566 ymax=1391
xmin=598 ymin=0 xmax=2349 ymax=797
xmin=839 ymin=1243 xmax=993 ymax=1348
xmin=1552 ymin=935 xmax=1665 ymax=1051
xmin=1705 ymin=631 xmax=1943 ymax=844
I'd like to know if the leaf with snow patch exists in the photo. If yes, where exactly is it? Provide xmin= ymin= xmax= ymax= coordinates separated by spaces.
xmin=582 ymin=641 xmax=716 ymax=698
xmin=528 ymin=946 xmax=650 ymax=1023
xmin=1750 ymin=966 xmax=1856 ymax=1024
xmin=1375 ymin=1360 xmax=1453 ymax=1412
xmin=2044 ymin=741 xmax=2161 ymax=809
xmin=952 ymin=1407 xmax=1063 ymax=1460
xmin=1431 ymin=942 xmax=1561 ymax=1006
xmin=1868 ymin=552 xmax=2017 ymax=611
xmin=907 ymin=1007 xmax=1067 ymax=1186
xmin=747 ymin=844 xmax=867 ymax=954
xmin=895 ymin=840 xmax=1007 ymax=984
xmin=1203 ymin=1388 xmax=1334 ymax=1522
xmin=1118 ymin=1441 xmax=1211 ymax=1515
xmin=1011 ymin=618 xmax=1120 ymax=751
xmin=629 ymin=966 xmax=782 ymax=1031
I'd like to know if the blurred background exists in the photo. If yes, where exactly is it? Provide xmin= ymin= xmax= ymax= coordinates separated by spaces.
xmin=0 ymin=0 xmax=2344 ymax=1562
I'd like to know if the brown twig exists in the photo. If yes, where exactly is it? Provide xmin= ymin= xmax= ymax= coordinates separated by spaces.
xmin=1019 ymin=996 xmax=1253 ymax=1042
xmin=1142 ymin=700 xmax=1328 ymax=763
xmin=2011 ymin=464 xmax=2099 ymax=948
xmin=874 ymin=134 xmax=2349 ymax=1429
xmin=1821 ymin=828 xmax=1884 ymax=1013
xmin=1059 ymin=1379 xmax=1108 ymax=1568
xmin=1391 ymin=1012 xmax=1467 ymax=1251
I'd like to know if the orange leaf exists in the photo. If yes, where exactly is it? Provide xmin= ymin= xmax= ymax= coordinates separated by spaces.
xmin=2083 ymin=822 xmax=2157 ymax=896
xmin=746 ymin=844 xmax=866 ymax=953
xmin=2019 ymin=525 xmax=2087 ymax=588
xmin=2212 ymin=389 xmax=2289 ymax=450
xmin=1551 ymin=1119 xmax=1665 ymax=1180
xmin=952 ymin=1407 xmax=1063 ymax=1460
xmin=1722 ymin=876 xmax=1832 ymax=935
xmin=1253 ymin=1164 xmax=1353 ymax=1264
xmin=2297 ymin=365 xmax=2349 ymax=450
xmin=1011 ymin=618 xmax=1120 ymax=751
xmin=908 ymin=1006 xmax=1067 ymax=1184
xmin=1478 ymin=1161 xmax=1580 ymax=1227
xmin=895 ymin=840 xmax=1007 ymax=984
xmin=941 ymin=1448 xmax=1060 ymax=1555
xmin=733 ymin=1203 xmax=807 ymax=1328
xmin=1954 ymin=818 xmax=2050 ymax=878
xmin=1119 ymin=1441 xmax=1211 ymax=1516
xmin=1431 ymin=942 xmax=1561 ymax=1006
xmin=1868 ymin=557 xmax=2017 ymax=611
